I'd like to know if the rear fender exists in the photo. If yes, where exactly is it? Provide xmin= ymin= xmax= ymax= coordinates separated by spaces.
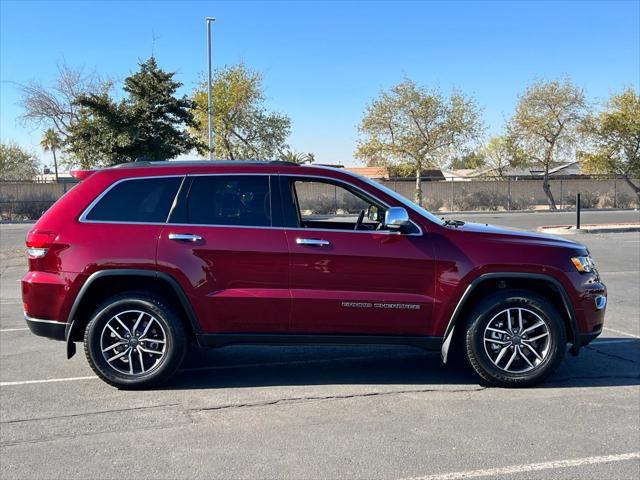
xmin=65 ymin=269 xmax=201 ymax=358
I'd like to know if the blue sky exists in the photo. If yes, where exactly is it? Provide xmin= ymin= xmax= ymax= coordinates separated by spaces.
xmin=1 ymin=0 xmax=638 ymax=168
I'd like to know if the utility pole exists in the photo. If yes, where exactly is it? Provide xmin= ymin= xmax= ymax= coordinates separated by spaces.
xmin=206 ymin=17 xmax=216 ymax=160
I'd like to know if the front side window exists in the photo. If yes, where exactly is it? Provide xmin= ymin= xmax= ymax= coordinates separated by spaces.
xmin=291 ymin=179 xmax=385 ymax=231
xmin=182 ymin=175 xmax=271 ymax=227
xmin=85 ymin=177 xmax=182 ymax=223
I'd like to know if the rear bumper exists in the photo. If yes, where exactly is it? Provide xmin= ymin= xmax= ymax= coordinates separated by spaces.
xmin=25 ymin=314 xmax=66 ymax=341
xmin=22 ymin=271 xmax=80 ymax=326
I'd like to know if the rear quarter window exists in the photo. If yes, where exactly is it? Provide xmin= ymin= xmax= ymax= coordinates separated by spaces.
xmin=84 ymin=177 xmax=182 ymax=223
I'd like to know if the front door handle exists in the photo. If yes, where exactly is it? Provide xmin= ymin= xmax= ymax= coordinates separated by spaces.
xmin=296 ymin=238 xmax=330 ymax=247
xmin=168 ymin=233 xmax=203 ymax=242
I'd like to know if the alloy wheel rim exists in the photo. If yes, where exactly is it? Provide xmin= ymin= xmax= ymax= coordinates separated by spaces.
xmin=100 ymin=310 xmax=167 ymax=376
xmin=483 ymin=307 xmax=551 ymax=374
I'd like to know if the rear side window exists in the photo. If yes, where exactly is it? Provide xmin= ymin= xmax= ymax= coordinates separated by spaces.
xmin=84 ymin=177 xmax=182 ymax=223
xmin=181 ymin=175 xmax=271 ymax=227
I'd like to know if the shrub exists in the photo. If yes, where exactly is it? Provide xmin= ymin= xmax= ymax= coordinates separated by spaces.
xmin=340 ymin=193 xmax=369 ymax=214
xmin=566 ymin=191 xmax=599 ymax=209
xmin=423 ymin=197 xmax=444 ymax=212
xmin=0 ymin=201 xmax=54 ymax=221
xmin=596 ymin=191 xmax=638 ymax=209
xmin=453 ymin=190 xmax=511 ymax=211
xmin=299 ymin=194 xmax=335 ymax=215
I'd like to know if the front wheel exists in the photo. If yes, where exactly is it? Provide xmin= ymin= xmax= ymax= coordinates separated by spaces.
xmin=84 ymin=293 xmax=187 ymax=389
xmin=464 ymin=290 xmax=566 ymax=387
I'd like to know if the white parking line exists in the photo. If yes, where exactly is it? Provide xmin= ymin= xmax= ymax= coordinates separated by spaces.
xmin=402 ymin=452 xmax=640 ymax=480
xmin=603 ymin=327 xmax=640 ymax=338
xmin=592 ymin=339 xmax=636 ymax=345
xmin=0 ymin=376 xmax=97 ymax=386
xmin=0 ymin=327 xmax=28 ymax=332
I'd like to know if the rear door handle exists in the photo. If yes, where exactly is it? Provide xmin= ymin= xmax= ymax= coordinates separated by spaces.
xmin=168 ymin=233 xmax=203 ymax=242
xmin=296 ymin=238 xmax=330 ymax=247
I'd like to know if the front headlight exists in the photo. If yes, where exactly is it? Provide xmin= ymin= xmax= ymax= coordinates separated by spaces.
xmin=571 ymin=255 xmax=595 ymax=273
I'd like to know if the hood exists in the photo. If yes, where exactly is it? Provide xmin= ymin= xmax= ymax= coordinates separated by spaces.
xmin=456 ymin=222 xmax=586 ymax=250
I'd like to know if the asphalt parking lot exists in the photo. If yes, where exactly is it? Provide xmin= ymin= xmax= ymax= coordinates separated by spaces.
xmin=1 ymin=211 xmax=639 ymax=480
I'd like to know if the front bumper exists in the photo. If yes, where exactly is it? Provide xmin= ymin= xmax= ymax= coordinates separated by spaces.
xmin=25 ymin=314 xmax=66 ymax=341
xmin=575 ymin=328 xmax=603 ymax=348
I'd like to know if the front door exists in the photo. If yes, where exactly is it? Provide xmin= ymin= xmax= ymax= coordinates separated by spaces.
xmin=281 ymin=176 xmax=436 ymax=336
xmin=157 ymin=174 xmax=290 ymax=333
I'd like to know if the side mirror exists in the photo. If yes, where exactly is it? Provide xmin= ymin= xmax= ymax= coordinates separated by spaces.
xmin=384 ymin=207 xmax=411 ymax=232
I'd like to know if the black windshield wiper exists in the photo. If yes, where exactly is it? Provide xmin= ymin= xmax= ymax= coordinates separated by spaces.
xmin=442 ymin=219 xmax=465 ymax=227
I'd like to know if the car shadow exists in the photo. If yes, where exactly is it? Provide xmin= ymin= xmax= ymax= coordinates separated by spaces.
xmin=160 ymin=338 xmax=640 ymax=391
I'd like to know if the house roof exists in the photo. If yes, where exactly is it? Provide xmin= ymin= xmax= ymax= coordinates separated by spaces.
xmin=472 ymin=161 xmax=582 ymax=178
xmin=344 ymin=166 xmax=390 ymax=179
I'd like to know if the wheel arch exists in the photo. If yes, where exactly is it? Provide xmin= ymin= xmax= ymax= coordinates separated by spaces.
xmin=65 ymin=269 xmax=201 ymax=358
xmin=440 ymin=272 xmax=578 ymax=363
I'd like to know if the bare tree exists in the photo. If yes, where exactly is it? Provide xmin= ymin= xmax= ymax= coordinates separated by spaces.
xmin=19 ymin=62 xmax=110 ymax=139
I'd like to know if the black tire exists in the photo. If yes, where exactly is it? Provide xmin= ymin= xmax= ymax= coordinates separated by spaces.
xmin=464 ymin=290 xmax=566 ymax=388
xmin=84 ymin=292 xmax=187 ymax=389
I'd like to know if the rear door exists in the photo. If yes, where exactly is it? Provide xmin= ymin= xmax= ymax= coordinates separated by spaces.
xmin=281 ymin=175 xmax=436 ymax=336
xmin=156 ymin=174 xmax=290 ymax=333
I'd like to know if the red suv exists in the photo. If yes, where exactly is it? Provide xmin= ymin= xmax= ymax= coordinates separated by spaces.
xmin=23 ymin=161 xmax=607 ymax=388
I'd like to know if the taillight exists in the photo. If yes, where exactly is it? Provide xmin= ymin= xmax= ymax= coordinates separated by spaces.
xmin=26 ymin=231 xmax=56 ymax=259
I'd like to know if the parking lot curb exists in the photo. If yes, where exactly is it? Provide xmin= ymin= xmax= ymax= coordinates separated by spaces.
xmin=537 ymin=223 xmax=640 ymax=235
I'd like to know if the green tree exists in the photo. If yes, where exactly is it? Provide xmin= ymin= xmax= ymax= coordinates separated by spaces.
xmin=40 ymin=128 xmax=62 ymax=181
xmin=356 ymin=79 xmax=484 ymax=205
xmin=580 ymin=88 xmax=640 ymax=200
xmin=481 ymin=135 xmax=527 ymax=178
xmin=191 ymin=64 xmax=291 ymax=160
xmin=386 ymin=163 xmax=419 ymax=178
xmin=279 ymin=150 xmax=314 ymax=164
xmin=508 ymin=79 xmax=587 ymax=209
xmin=0 ymin=142 xmax=40 ymax=180
xmin=67 ymin=57 xmax=202 ymax=166
xmin=449 ymin=151 xmax=486 ymax=170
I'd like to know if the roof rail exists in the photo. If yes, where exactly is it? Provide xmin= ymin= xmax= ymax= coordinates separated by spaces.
xmin=109 ymin=159 xmax=300 ymax=169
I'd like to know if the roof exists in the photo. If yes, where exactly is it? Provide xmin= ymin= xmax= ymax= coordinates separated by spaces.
xmin=71 ymin=159 xmax=360 ymax=182
xmin=548 ymin=162 xmax=581 ymax=176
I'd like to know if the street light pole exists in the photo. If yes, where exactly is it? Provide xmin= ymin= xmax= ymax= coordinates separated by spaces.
xmin=206 ymin=17 xmax=215 ymax=160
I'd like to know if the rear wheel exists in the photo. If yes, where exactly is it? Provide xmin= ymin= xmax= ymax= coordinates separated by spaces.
xmin=84 ymin=293 xmax=186 ymax=389
xmin=464 ymin=290 xmax=566 ymax=387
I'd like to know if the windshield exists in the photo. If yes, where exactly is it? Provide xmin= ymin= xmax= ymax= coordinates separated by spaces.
xmin=355 ymin=174 xmax=445 ymax=226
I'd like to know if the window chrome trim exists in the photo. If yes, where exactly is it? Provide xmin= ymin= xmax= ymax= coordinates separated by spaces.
xmin=77 ymin=171 xmax=424 ymax=236
xmin=78 ymin=175 xmax=186 ymax=224
xmin=178 ymin=172 xmax=274 ymax=227
xmin=282 ymin=174 xmax=423 ymax=236
xmin=313 ymin=166 xmax=444 ymax=226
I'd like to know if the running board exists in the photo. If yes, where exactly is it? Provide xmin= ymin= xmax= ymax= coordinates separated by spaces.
xmin=197 ymin=333 xmax=442 ymax=350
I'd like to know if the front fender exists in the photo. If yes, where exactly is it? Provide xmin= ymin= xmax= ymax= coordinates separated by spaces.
xmin=439 ymin=272 xmax=578 ymax=363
